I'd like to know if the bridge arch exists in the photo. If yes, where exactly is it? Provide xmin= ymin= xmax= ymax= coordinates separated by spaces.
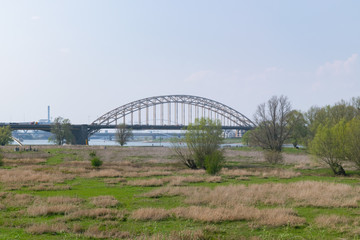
xmin=91 ymin=95 xmax=255 ymax=130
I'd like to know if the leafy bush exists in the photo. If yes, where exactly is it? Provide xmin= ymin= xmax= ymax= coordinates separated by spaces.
xmin=204 ymin=151 xmax=224 ymax=175
xmin=184 ymin=118 xmax=223 ymax=169
xmin=91 ymin=157 xmax=103 ymax=168
xmin=264 ymin=150 xmax=283 ymax=164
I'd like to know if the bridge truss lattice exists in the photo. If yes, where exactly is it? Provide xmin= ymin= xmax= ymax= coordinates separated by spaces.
xmin=91 ymin=95 xmax=255 ymax=130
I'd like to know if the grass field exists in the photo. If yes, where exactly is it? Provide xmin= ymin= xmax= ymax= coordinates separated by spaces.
xmin=0 ymin=145 xmax=359 ymax=239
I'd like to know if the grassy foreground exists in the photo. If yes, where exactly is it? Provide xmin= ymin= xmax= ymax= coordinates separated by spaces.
xmin=0 ymin=146 xmax=359 ymax=239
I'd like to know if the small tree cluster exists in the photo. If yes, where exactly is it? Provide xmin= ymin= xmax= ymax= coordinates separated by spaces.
xmin=172 ymin=118 xmax=224 ymax=175
xmin=305 ymin=98 xmax=360 ymax=175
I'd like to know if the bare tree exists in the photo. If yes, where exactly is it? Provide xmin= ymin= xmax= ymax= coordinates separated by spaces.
xmin=115 ymin=124 xmax=133 ymax=146
xmin=251 ymin=95 xmax=295 ymax=152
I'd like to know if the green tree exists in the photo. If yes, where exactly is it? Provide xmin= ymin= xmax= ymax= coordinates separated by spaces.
xmin=305 ymin=100 xmax=359 ymax=145
xmin=310 ymin=120 xmax=347 ymax=175
xmin=351 ymin=96 xmax=360 ymax=112
xmin=49 ymin=117 xmax=74 ymax=145
xmin=115 ymin=124 xmax=133 ymax=146
xmin=0 ymin=126 xmax=12 ymax=146
xmin=344 ymin=117 xmax=360 ymax=170
xmin=185 ymin=118 xmax=224 ymax=170
xmin=287 ymin=110 xmax=308 ymax=148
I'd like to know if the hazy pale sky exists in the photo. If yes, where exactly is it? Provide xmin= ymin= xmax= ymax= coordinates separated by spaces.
xmin=1 ymin=0 xmax=359 ymax=123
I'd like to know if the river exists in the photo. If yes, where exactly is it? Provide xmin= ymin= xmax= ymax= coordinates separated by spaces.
xmin=11 ymin=139 xmax=243 ymax=148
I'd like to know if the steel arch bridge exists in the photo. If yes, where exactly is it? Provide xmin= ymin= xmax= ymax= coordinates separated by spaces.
xmin=1 ymin=95 xmax=255 ymax=145
xmin=91 ymin=95 xmax=255 ymax=132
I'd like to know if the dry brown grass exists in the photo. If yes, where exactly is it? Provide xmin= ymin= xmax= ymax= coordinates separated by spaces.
xmin=85 ymin=169 xmax=122 ymax=178
xmin=131 ymin=208 xmax=171 ymax=221
xmin=0 ymin=168 xmax=73 ymax=186
xmin=2 ymin=149 xmax=50 ymax=160
xmin=167 ymin=175 xmax=221 ymax=186
xmin=314 ymin=214 xmax=360 ymax=233
xmin=130 ymin=206 xmax=305 ymax=226
xmin=136 ymin=230 xmax=206 ymax=240
xmin=166 ymin=176 xmax=203 ymax=186
xmin=315 ymin=214 xmax=351 ymax=229
xmin=90 ymin=196 xmax=119 ymax=208
xmin=127 ymin=178 xmax=165 ymax=187
xmin=2 ymin=193 xmax=36 ymax=207
xmin=27 ymin=204 xmax=77 ymax=216
xmin=29 ymin=183 xmax=71 ymax=191
xmin=187 ymin=181 xmax=360 ymax=208
xmin=83 ymin=225 xmax=130 ymax=239
xmin=65 ymin=208 xmax=127 ymax=221
xmin=221 ymin=168 xmax=301 ymax=179
xmin=2 ymin=158 xmax=46 ymax=166
xmin=72 ymin=223 xmax=84 ymax=233
xmin=144 ymin=181 xmax=360 ymax=208
xmin=103 ymin=177 xmax=126 ymax=185
xmin=178 ymin=169 xmax=206 ymax=175
xmin=0 ymin=192 xmax=6 ymax=198
xmin=27 ymin=223 xmax=69 ymax=235
xmin=122 ymin=170 xmax=173 ymax=178
xmin=173 ymin=206 xmax=305 ymax=226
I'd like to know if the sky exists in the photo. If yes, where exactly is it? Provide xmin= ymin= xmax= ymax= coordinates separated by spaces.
xmin=0 ymin=0 xmax=359 ymax=124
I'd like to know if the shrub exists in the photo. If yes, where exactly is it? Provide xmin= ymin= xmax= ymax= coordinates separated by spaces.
xmin=186 ymin=118 xmax=223 ymax=169
xmin=204 ymin=151 xmax=224 ymax=175
xmin=263 ymin=150 xmax=283 ymax=164
xmin=91 ymin=157 xmax=103 ymax=168
xmin=172 ymin=118 xmax=223 ymax=171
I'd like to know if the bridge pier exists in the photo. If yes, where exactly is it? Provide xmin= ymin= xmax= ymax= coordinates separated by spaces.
xmin=71 ymin=125 xmax=89 ymax=145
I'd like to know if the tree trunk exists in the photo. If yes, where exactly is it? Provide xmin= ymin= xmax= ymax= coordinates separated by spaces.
xmin=331 ymin=163 xmax=346 ymax=176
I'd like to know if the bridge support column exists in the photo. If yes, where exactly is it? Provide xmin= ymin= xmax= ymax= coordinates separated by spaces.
xmin=71 ymin=125 xmax=89 ymax=145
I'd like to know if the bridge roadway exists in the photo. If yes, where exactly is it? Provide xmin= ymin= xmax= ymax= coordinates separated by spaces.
xmin=1 ymin=123 xmax=252 ymax=145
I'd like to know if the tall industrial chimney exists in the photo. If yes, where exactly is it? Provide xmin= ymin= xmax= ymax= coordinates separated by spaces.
xmin=48 ymin=106 xmax=50 ymax=123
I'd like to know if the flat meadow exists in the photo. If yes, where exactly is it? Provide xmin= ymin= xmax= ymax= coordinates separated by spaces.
xmin=0 ymin=145 xmax=359 ymax=239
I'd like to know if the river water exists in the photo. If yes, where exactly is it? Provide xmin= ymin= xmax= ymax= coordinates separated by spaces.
xmin=11 ymin=139 xmax=170 ymax=147
xmin=11 ymin=139 xmax=243 ymax=148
